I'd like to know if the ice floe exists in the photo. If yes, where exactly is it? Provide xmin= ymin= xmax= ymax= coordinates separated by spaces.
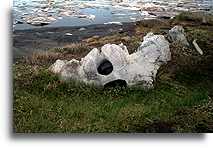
xmin=104 ymin=22 xmax=123 ymax=25
xmin=13 ymin=0 xmax=213 ymax=28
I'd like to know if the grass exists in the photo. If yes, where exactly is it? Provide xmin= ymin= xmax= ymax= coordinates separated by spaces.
xmin=82 ymin=33 xmax=141 ymax=54
xmin=50 ymin=43 xmax=91 ymax=58
xmin=13 ymin=12 xmax=213 ymax=133
xmin=13 ymin=62 xmax=213 ymax=133
xmin=174 ymin=12 xmax=213 ymax=25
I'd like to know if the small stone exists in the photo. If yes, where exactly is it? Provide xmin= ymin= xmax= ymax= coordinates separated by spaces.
xmin=169 ymin=25 xmax=189 ymax=46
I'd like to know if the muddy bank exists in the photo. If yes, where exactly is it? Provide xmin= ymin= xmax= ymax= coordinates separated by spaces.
xmin=13 ymin=22 xmax=137 ymax=59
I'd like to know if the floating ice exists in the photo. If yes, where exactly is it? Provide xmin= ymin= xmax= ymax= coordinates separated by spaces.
xmin=65 ymin=33 xmax=73 ymax=36
xmin=13 ymin=0 xmax=213 ymax=28
xmin=104 ymin=22 xmax=123 ymax=25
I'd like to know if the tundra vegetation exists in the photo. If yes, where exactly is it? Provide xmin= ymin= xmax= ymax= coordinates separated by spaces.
xmin=13 ymin=12 xmax=213 ymax=133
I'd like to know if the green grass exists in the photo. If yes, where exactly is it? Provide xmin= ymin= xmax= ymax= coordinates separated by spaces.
xmin=13 ymin=63 xmax=213 ymax=133
xmin=174 ymin=12 xmax=213 ymax=25
xmin=13 ymin=12 xmax=213 ymax=133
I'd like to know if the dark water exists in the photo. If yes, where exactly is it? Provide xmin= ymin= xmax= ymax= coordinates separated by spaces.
xmin=13 ymin=0 xmax=213 ymax=30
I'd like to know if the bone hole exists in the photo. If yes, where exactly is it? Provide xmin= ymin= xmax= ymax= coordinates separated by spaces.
xmin=104 ymin=79 xmax=127 ymax=88
xmin=97 ymin=59 xmax=113 ymax=75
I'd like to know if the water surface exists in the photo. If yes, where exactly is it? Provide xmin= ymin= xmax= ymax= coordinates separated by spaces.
xmin=13 ymin=0 xmax=213 ymax=30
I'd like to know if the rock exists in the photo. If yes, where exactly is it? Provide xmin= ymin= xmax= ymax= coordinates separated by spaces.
xmin=137 ymin=32 xmax=171 ymax=63
xmin=49 ymin=32 xmax=171 ymax=89
xmin=169 ymin=25 xmax=189 ymax=46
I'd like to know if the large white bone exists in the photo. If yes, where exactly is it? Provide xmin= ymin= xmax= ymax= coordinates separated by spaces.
xmin=50 ymin=32 xmax=171 ymax=89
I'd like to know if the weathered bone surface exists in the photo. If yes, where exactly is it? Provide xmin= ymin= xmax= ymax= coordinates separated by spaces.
xmin=169 ymin=25 xmax=189 ymax=46
xmin=49 ymin=32 xmax=171 ymax=89
xmin=193 ymin=39 xmax=203 ymax=55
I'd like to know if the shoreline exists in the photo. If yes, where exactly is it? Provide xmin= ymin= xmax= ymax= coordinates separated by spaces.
xmin=13 ymin=21 xmax=139 ymax=59
xmin=13 ymin=11 xmax=213 ymax=61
